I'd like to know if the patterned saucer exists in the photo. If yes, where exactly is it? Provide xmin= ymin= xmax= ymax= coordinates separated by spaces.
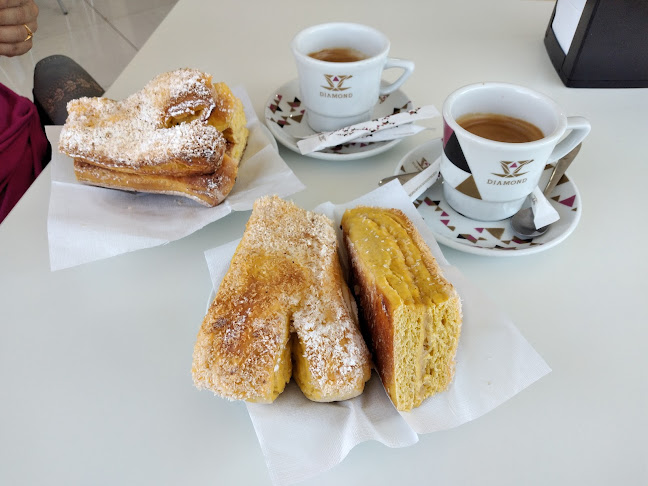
xmin=396 ymin=139 xmax=582 ymax=256
xmin=265 ymin=79 xmax=412 ymax=161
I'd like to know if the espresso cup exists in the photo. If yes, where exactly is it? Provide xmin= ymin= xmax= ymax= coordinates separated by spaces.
xmin=291 ymin=22 xmax=415 ymax=132
xmin=440 ymin=82 xmax=591 ymax=221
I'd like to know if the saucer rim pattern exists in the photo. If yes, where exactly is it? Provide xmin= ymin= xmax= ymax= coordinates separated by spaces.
xmin=265 ymin=79 xmax=412 ymax=161
xmin=396 ymin=139 xmax=582 ymax=257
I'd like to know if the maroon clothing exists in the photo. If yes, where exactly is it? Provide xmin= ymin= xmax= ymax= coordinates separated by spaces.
xmin=0 ymin=83 xmax=48 ymax=224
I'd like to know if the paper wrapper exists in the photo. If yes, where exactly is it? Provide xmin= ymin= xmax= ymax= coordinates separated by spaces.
xmin=296 ymin=105 xmax=439 ymax=154
xmin=531 ymin=186 xmax=560 ymax=228
xmin=202 ymin=181 xmax=551 ymax=486
xmin=46 ymin=87 xmax=305 ymax=271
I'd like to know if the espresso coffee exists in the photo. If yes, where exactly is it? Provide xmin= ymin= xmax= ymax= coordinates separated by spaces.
xmin=457 ymin=113 xmax=544 ymax=143
xmin=308 ymin=47 xmax=368 ymax=62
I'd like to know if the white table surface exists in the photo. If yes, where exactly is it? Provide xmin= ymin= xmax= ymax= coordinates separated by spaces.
xmin=1 ymin=0 xmax=647 ymax=484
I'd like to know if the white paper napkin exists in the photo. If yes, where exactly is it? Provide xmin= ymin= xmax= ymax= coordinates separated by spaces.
xmin=46 ymin=87 xmax=305 ymax=271
xmin=202 ymin=181 xmax=551 ymax=486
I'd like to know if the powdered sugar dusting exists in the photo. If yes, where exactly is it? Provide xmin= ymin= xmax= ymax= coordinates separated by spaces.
xmin=193 ymin=196 xmax=371 ymax=401
xmin=59 ymin=68 xmax=226 ymax=171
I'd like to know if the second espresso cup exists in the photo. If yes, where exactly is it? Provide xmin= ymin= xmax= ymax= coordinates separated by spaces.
xmin=440 ymin=82 xmax=591 ymax=221
xmin=291 ymin=22 xmax=415 ymax=132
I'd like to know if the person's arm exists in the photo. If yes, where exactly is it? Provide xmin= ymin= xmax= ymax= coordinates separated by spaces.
xmin=0 ymin=0 xmax=38 ymax=57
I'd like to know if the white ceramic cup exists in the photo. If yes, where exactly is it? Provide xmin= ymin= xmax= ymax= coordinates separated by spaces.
xmin=291 ymin=22 xmax=415 ymax=132
xmin=440 ymin=82 xmax=591 ymax=221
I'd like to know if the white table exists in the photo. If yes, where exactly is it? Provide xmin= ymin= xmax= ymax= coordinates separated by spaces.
xmin=1 ymin=1 xmax=647 ymax=484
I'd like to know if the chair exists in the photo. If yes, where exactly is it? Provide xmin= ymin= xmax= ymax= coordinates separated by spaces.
xmin=32 ymin=54 xmax=104 ymax=126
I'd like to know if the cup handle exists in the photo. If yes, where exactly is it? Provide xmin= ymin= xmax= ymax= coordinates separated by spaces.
xmin=548 ymin=116 xmax=591 ymax=162
xmin=379 ymin=58 xmax=415 ymax=95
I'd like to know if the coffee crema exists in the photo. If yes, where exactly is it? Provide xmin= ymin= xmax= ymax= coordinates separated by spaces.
xmin=457 ymin=113 xmax=544 ymax=143
xmin=308 ymin=47 xmax=368 ymax=63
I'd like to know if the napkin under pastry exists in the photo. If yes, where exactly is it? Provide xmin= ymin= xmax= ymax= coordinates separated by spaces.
xmin=203 ymin=181 xmax=551 ymax=486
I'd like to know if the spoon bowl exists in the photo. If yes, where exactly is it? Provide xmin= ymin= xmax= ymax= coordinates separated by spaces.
xmin=510 ymin=207 xmax=549 ymax=239
xmin=509 ymin=143 xmax=582 ymax=240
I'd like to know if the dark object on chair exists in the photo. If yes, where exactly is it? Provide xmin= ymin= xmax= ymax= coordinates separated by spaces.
xmin=544 ymin=0 xmax=648 ymax=88
xmin=33 ymin=54 xmax=104 ymax=125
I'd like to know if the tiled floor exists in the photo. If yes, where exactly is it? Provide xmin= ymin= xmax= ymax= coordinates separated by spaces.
xmin=0 ymin=0 xmax=177 ymax=100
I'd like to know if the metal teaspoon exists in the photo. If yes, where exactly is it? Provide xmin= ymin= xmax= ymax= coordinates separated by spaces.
xmin=510 ymin=143 xmax=582 ymax=240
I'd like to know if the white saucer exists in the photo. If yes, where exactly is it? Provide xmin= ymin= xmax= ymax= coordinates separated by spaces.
xmin=265 ymin=79 xmax=413 ymax=161
xmin=396 ymin=139 xmax=582 ymax=256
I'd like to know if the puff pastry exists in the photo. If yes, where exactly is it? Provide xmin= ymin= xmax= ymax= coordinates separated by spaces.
xmin=58 ymin=68 xmax=248 ymax=207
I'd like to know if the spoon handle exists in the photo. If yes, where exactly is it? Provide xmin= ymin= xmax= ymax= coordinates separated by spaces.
xmin=544 ymin=143 xmax=582 ymax=196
